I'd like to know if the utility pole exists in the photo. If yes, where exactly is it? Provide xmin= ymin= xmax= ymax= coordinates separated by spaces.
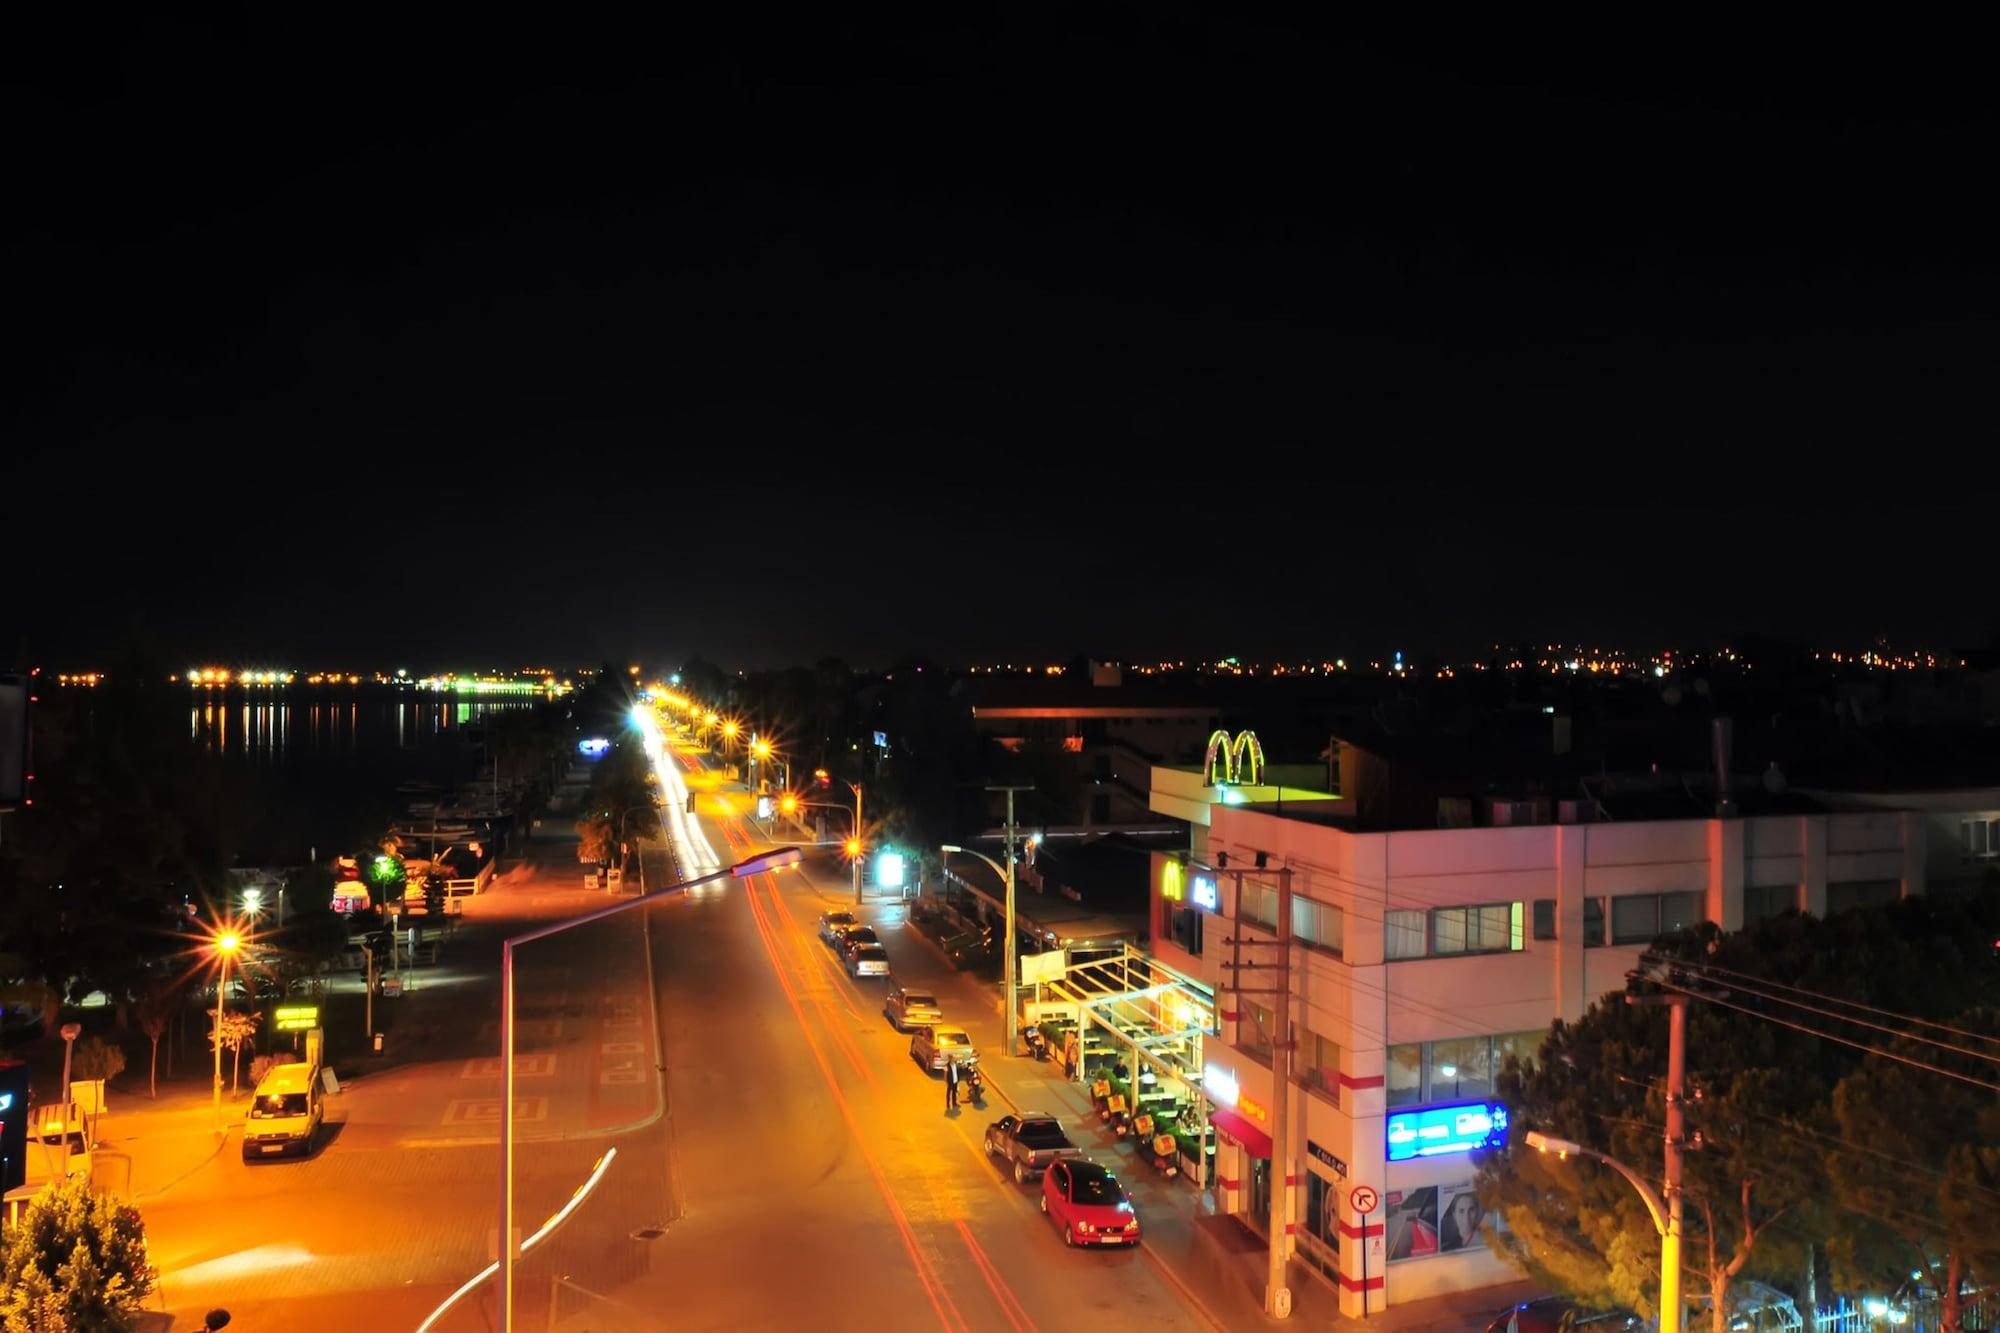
xmin=1266 ymin=864 xmax=1294 ymax=1319
xmin=1629 ymin=990 xmax=1689 ymax=1333
xmin=850 ymin=783 xmax=864 ymax=906
xmin=987 ymin=785 xmax=1033 ymax=1058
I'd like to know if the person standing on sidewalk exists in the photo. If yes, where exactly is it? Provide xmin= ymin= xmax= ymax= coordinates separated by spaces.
xmin=945 ymin=1057 xmax=960 ymax=1111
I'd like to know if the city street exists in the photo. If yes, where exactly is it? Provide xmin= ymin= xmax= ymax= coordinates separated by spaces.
xmin=125 ymin=742 xmax=1219 ymax=1331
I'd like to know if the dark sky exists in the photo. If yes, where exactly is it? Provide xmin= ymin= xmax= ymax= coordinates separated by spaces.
xmin=9 ymin=11 xmax=1998 ymax=670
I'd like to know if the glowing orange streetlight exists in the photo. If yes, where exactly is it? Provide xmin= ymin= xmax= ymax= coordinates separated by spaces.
xmin=780 ymin=793 xmax=798 ymax=816
xmin=211 ymin=930 xmax=242 ymax=1129
xmin=843 ymin=837 xmax=862 ymax=860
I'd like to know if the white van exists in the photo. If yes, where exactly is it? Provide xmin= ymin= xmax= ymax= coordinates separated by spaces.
xmin=243 ymin=1062 xmax=323 ymax=1161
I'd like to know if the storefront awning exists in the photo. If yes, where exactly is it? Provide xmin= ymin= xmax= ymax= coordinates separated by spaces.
xmin=1211 ymin=1108 xmax=1271 ymax=1158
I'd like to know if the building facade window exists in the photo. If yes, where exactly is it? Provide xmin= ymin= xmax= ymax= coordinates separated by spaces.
xmin=1532 ymin=898 xmax=1556 ymax=941
xmin=1239 ymin=997 xmax=1276 ymax=1063
xmin=1827 ymin=879 xmax=1900 ymax=916
xmin=1298 ymin=1028 xmax=1342 ymax=1104
xmin=1583 ymin=897 xmax=1606 ymax=946
xmin=1607 ymin=891 xmax=1704 ymax=945
xmin=1962 ymin=818 xmax=2000 ymax=860
xmin=1292 ymin=896 xmax=1344 ymax=956
xmin=1743 ymin=883 xmax=1798 ymax=924
xmin=1385 ymin=1030 xmax=1547 ymax=1109
xmin=1167 ymin=904 xmax=1204 ymax=957
xmin=1386 ymin=903 xmax=1523 ymax=959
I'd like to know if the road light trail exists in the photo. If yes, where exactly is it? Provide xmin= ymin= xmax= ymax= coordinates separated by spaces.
xmin=955 ymin=1220 xmax=1040 ymax=1333
xmin=735 ymin=852 xmax=966 ymax=1332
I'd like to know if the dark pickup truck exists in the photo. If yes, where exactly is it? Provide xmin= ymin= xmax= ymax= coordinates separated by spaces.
xmin=984 ymin=1113 xmax=1087 ymax=1183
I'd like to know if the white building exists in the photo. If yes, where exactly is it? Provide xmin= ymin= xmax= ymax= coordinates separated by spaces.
xmin=1147 ymin=747 xmax=1927 ymax=1317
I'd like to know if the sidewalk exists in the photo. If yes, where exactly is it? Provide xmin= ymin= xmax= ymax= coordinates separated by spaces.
xmin=19 ymin=1082 xmax=243 ymax=1206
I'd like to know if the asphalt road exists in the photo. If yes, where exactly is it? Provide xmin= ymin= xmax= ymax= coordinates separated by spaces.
xmin=138 ymin=740 xmax=1211 ymax=1331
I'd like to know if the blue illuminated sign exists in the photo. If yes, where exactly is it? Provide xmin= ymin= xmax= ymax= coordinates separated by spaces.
xmin=578 ymin=737 xmax=611 ymax=756
xmin=1191 ymin=876 xmax=1219 ymax=911
xmin=1385 ymin=1101 xmax=1508 ymax=1162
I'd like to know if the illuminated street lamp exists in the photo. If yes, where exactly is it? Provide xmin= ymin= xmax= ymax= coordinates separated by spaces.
xmin=942 ymin=843 xmax=1019 ymax=1061
xmin=498 ymin=846 xmax=802 ymax=1329
xmin=1525 ymin=1130 xmax=1679 ymax=1331
xmin=211 ymin=931 xmax=241 ymax=1130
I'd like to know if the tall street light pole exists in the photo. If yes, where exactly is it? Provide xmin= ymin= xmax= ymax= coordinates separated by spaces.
xmin=1526 ymin=989 xmax=1691 ymax=1333
xmin=497 ymin=846 xmax=801 ymax=1331
xmin=986 ymin=786 xmax=1032 ymax=1058
xmin=211 ymin=932 xmax=240 ymax=1131
xmin=848 ymin=781 xmax=864 ymax=905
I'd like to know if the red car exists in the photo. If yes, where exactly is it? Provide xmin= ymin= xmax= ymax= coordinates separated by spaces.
xmin=1040 ymin=1159 xmax=1141 ymax=1247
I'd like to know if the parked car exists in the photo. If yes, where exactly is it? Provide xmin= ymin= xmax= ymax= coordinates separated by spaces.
xmin=838 ymin=926 xmax=881 ymax=961
xmin=985 ymin=1113 xmax=1086 ymax=1183
xmin=1040 ymin=1159 xmax=1141 ymax=1247
xmin=818 ymin=910 xmax=857 ymax=945
xmin=1484 ymin=1299 xmax=1644 ymax=1333
xmin=242 ymin=1062 xmax=324 ymax=1161
xmin=910 ymin=1024 xmax=978 ymax=1072
xmin=883 ymin=987 xmax=942 ymax=1032
xmin=848 ymin=943 xmax=891 ymax=978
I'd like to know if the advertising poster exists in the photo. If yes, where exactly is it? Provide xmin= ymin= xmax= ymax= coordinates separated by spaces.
xmin=1384 ymin=1185 xmax=1438 ymax=1261
xmin=1438 ymin=1183 xmax=1485 ymax=1253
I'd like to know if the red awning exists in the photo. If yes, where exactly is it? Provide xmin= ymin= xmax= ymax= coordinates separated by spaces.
xmin=1211 ymin=1108 xmax=1272 ymax=1158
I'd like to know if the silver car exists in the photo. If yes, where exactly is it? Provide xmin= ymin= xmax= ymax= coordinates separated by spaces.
xmin=884 ymin=987 xmax=943 ymax=1032
xmin=818 ymin=910 xmax=857 ymax=945
xmin=848 ymin=943 xmax=890 ymax=978
xmin=910 ymin=1024 xmax=978 ymax=1072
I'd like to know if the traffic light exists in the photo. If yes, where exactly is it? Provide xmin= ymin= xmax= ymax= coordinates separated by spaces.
xmin=1 ymin=1059 xmax=28 ymax=1193
xmin=814 ymin=768 xmax=831 ymax=789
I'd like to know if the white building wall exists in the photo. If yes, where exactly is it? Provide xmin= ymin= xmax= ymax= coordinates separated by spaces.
xmin=1165 ymin=801 xmax=1927 ymax=1318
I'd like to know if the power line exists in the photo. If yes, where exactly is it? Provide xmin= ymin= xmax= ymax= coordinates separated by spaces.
xmin=1644 ymin=976 xmax=2000 ymax=1095
xmin=1648 ymin=951 xmax=2000 ymax=1053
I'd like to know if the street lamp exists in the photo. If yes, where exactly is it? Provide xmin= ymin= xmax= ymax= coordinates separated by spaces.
xmin=497 ymin=846 xmax=801 ymax=1330
xmin=1524 ymin=1130 xmax=1680 ymax=1331
xmin=211 ymin=931 xmax=241 ymax=1131
xmin=942 ymin=843 xmax=1019 ymax=1061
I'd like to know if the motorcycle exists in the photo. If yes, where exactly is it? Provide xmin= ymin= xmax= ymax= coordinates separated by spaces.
xmin=1023 ymin=1026 xmax=1049 ymax=1062
xmin=959 ymin=1065 xmax=986 ymax=1108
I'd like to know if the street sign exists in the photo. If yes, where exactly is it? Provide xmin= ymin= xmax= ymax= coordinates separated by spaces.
xmin=381 ymin=977 xmax=403 ymax=998
xmin=274 ymin=1005 xmax=320 ymax=1032
xmin=1349 ymin=1184 xmax=1379 ymax=1215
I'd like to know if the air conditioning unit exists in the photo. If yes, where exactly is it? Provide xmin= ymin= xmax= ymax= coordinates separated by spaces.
xmin=1437 ymin=797 xmax=1474 ymax=829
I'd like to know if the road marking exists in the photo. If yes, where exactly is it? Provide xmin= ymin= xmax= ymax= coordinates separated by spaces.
xmin=443 ymin=1097 xmax=548 ymax=1125
xmin=600 ymin=1068 xmax=646 ymax=1085
xmin=463 ymin=1054 xmax=555 ymax=1079
xmin=599 ymin=1040 xmax=644 ymax=1056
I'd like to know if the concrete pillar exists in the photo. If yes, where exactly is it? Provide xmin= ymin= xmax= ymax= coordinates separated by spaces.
xmin=1554 ymin=823 xmax=1589 ymax=1023
xmin=1707 ymin=819 xmax=1745 ymax=933
xmin=1901 ymin=811 xmax=1927 ymax=898
xmin=1803 ymin=816 xmax=1828 ymax=918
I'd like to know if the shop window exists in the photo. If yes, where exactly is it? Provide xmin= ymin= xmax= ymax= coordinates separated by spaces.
xmin=1298 ymin=1029 xmax=1342 ymax=1104
xmin=1386 ymin=1042 xmax=1424 ymax=1108
xmin=1425 ymin=1035 xmax=1493 ymax=1102
xmin=1743 ymin=883 xmax=1797 ymax=924
xmin=1301 ymin=1170 xmax=1342 ymax=1280
xmin=1827 ymin=879 xmax=1900 ymax=915
xmin=1532 ymin=898 xmax=1556 ymax=941
xmin=1388 ymin=1030 xmax=1544 ymax=1108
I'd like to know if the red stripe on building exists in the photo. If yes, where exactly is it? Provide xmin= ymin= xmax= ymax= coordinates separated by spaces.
xmin=1336 ymin=1220 xmax=1385 ymax=1239
xmin=1219 ymin=1176 xmax=1240 ymax=1190
xmin=1284 ymin=1222 xmax=1297 ymax=1235
xmin=1337 ymin=1273 xmax=1386 ymax=1292
xmin=1337 ymin=1071 xmax=1385 ymax=1089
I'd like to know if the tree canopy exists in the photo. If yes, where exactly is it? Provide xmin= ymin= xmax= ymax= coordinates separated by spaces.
xmin=1480 ymin=894 xmax=2000 ymax=1332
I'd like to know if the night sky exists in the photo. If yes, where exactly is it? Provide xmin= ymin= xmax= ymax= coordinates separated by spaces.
xmin=10 ymin=11 xmax=1997 ymax=670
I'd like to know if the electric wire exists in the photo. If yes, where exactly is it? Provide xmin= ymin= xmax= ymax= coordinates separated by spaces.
xmin=1643 ymin=952 xmax=2000 ymax=1059
xmin=1644 ymin=976 xmax=2000 ymax=1094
